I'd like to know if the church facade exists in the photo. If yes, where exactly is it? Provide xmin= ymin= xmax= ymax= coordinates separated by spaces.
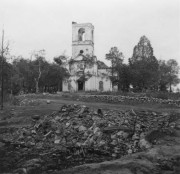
xmin=62 ymin=22 xmax=113 ymax=92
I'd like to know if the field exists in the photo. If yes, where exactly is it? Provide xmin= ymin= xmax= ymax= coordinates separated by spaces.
xmin=0 ymin=93 xmax=180 ymax=174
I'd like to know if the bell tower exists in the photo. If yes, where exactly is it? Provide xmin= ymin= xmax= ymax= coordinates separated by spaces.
xmin=72 ymin=22 xmax=94 ymax=59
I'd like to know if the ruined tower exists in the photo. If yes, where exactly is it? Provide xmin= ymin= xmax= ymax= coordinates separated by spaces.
xmin=72 ymin=22 xmax=94 ymax=58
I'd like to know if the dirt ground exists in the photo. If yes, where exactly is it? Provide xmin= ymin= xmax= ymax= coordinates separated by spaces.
xmin=0 ymin=97 xmax=179 ymax=130
xmin=0 ymin=95 xmax=180 ymax=174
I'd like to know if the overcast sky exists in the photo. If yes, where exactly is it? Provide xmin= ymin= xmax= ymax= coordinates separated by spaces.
xmin=0 ymin=0 xmax=179 ymax=65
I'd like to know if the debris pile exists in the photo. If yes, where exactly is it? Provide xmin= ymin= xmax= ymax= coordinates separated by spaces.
xmin=0 ymin=105 xmax=175 ymax=173
xmin=14 ymin=96 xmax=40 ymax=106
xmin=79 ymin=95 xmax=180 ymax=107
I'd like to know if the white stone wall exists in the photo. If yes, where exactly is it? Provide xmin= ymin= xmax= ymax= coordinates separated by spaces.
xmin=72 ymin=23 xmax=94 ymax=42
xmin=69 ymin=61 xmax=98 ymax=76
xmin=97 ymin=76 xmax=112 ymax=91
xmin=102 ymin=78 xmax=112 ymax=91
xmin=69 ymin=77 xmax=77 ymax=92
xmin=63 ymin=61 xmax=113 ymax=92
xmin=85 ymin=76 xmax=97 ymax=91
xmin=63 ymin=72 xmax=112 ymax=92
xmin=64 ymin=76 xmax=112 ymax=92
xmin=84 ymin=75 xmax=112 ymax=92
xmin=62 ymin=80 xmax=69 ymax=92
xmin=72 ymin=44 xmax=94 ymax=58
xmin=72 ymin=23 xmax=94 ymax=58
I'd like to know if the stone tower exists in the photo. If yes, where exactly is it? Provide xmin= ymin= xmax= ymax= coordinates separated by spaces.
xmin=72 ymin=22 xmax=94 ymax=58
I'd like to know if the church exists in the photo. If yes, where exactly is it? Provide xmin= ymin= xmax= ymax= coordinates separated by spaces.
xmin=62 ymin=22 xmax=114 ymax=92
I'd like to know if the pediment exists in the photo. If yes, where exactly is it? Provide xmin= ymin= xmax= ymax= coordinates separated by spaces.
xmin=74 ymin=54 xmax=86 ymax=61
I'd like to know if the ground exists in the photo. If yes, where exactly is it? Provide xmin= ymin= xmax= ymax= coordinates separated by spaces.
xmin=0 ymin=93 xmax=180 ymax=174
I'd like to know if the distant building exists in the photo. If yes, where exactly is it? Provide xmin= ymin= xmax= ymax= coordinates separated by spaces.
xmin=62 ymin=22 xmax=114 ymax=92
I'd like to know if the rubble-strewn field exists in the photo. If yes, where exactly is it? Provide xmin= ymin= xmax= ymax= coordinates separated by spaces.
xmin=0 ymin=93 xmax=180 ymax=174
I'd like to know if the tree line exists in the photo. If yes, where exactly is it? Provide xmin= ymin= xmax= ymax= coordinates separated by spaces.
xmin=106 ymin=36 xmax=180 ymax=92
xmin=0 ymin=50 xmax=69 ymax=95
xmin=0 ymin=35 xmax=179 ymax=95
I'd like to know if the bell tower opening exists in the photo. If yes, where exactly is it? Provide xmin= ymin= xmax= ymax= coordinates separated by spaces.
xmin=78 ymin=28 xmax=85 ymax=41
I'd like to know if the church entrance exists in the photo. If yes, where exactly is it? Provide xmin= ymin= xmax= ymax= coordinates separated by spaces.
xmin=77 ymin=80 xmax=84 ymax=91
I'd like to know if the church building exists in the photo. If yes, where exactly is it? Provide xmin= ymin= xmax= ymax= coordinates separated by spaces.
xmin=62 ymin=22 xmax=113 ymax=92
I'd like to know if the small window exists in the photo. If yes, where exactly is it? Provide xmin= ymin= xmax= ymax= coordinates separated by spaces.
xmin=80 ymin=50 xmax=84 ymax=54
xmin=78 ymin=63 xmax=84 ymax=70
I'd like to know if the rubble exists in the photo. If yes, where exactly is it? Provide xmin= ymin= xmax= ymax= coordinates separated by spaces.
xmin=14 ymin=96 xmax=40 ymax=106
xmin=47 ymin=100 xmax=51 ymax=104
xmin=79 ymin=95 xmax=180 ymax=107
xmin=0 ymin=104 xmax=176 ymax=173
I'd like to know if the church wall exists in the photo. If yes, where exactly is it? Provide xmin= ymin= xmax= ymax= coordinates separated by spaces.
xmin=62 ymin=80 xmax=69 ymax=92
xmin=102 ymin=78 xmax=112 ymax=91
xmin=69 ymin=77 xmax=77 ymax=92
xmin=98 ymin=69 xmax=111 ymax=75
xmin=85 ymin=63 xmax=98 ymax=75
xmin=69 ymin=61 xmax=98 ymax=76
xmin=97 ymin=76 xmax=112 ymax=91
xmin=62 ymin=22 xmax=113 ymax=92
xmin=72 ymin=44 xmax=94 ymax=58
xmin=72 ymin=23 xmax=94 ymax=58
xmin=85 ymin=75 xmax=112 ymax=92
xmin=85 ymin=76 xmax=97 ymax=91
xmin=63 ymin=75 xmax=112 ymax=92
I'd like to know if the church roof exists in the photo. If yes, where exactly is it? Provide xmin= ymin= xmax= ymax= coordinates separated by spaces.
xmin=97 ymin=60 xmax=109 ymax=69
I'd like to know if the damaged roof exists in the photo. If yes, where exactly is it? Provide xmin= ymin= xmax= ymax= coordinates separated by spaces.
xmin=97 ymin=60 xmax=109 ymax=69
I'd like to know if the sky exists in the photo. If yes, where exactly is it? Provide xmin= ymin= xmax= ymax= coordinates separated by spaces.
xmin=0 ymin=0 xmax=179 ymax=66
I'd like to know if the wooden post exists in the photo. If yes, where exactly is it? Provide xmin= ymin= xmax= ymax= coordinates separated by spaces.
xmin=1 ymin=29 xmax=4 ymax=110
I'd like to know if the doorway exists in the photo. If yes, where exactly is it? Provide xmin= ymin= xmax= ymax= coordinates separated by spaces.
xmin=78 ymin=80 xmax=84 ymax=91
xmin=99 ymin=81 xmax=104 ymax=91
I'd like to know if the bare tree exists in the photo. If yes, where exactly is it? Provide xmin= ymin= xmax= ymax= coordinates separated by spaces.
xmin=31 ymin=49 xmax=45 ymax=93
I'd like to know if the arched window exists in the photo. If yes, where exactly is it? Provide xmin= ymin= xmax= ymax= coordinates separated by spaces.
xmin=78 ymin=28 xmax=85 ymax=41
xmin=99 ymin=81 xmax=103 ymax=91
